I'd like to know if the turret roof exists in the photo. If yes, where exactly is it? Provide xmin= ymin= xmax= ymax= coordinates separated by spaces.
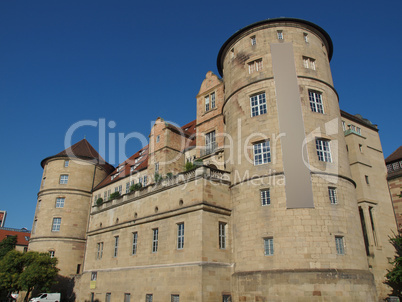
xmin=41 ymin=139 xmax=114 ymax=173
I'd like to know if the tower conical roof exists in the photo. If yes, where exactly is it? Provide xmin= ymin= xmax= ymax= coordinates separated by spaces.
xmin=41 ymin=139 xmax=114 ymax=173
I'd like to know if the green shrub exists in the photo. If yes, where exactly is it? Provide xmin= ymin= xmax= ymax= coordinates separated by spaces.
xmin=166 ymin=172 xmax=173 ymax=179
xmin=110 ymin=192 xmax=121 ymax=200
xmin=130 ymin=182 xmax=142 ymax=192
xmin=185 ymin=162 xmax=194 ymax=171
xmin=154 ymin=173 xmax=162 ymax=183
xmin=96 ymin=198 xmax=103 ymax=206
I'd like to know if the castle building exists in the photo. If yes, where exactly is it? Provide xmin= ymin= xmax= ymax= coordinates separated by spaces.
xmin=386 ymin=146 xmax=402 ymax=231
xmin=30 ymin=18 xmax=397 ymax=301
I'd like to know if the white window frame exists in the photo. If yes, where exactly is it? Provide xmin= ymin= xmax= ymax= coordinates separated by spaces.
xmin=114 ymin=236 xmax=119 ymax=257
xmin=177 ymin=223 xmax=184 ymax=249
xmin=64 ymin=160 xmax=69 ymax=167
xmin=260 ymin=189 xmax=270 ymax=206
xmin=49 ymin=250 xmax=55 ymax=258
xmin=335 ymin=236 xmax=345 ymax=255
xmin=152 ymin=228 xmax=158 ymax=253
xmin=219 ymin=222 xmax=226 ymax=249
xmin=315 ymin=139 xmax=332 ymax=162
xmin=155 ymin=162 xmax=159 ymax=173
xmin=126 ymin=182 xmax=130 ymax=193
xmin=132 ymin=232 xmax=138 ymax=255
xmin=124 ymin=293 xmax=131 ymax=302
xmin=264 ymin=237 xmax=274 ymax=256
xmin=328 ymin=187 xmax=337 ymax=204
xmin=253 ymin=141 xmax=271 ymax=165
xmin=250 ymin=93 xmax=267 ymax=117
xmin=205 ymin=130 xmax=216 ymax=155
xmin=146 ymin=294 xmax=153 ymax=302
xmin=171 ymin=295 xmax=179 ymax=302
xmin=56 ymin=197 xmax=65 ymax=208
xmin=251 ymin=35 xmax=256 ymax=45
xmin=277 ymin=30 xmax=283 ymax=40
xmin=309 ymin=90 xmax=324 ymax=113
xmin=205 ymin=95 xmax=210 ymax=111
xmin=248 ymin=59 xmax=263 ymax=74
xmin=211 ymin=92 xmax=216 ymax=109
xmin=59 ymin=174 xmax=68 ymax=184
xmin=303 ymin=56 xmax=316 ymax=70
xmin=52 ymin=217 xmax=61 ymax=232
xmin=304 ymin=32 xmax=308 ymax=43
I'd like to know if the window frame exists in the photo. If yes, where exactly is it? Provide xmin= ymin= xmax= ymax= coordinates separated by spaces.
xmin=250 ymin=93 xmax=267 ymax=117
xmin=132 ymin=232 xmax=138 ymax=255
xmin=260 ymin=189 xmax=271 ymax=206
xmin=335 ymin=236 xmax=345 ymax=255
xmin=253 ymin=140 xmax=271 ymax=166
xmin=277 ymin=30 xmax=283 ymax=40
xmin=219 ymin=222 xmax=227 ymax=249
xmin=308 ymin=90 xmax=324 ymax=113
xmin=152 ymin=228 xmax=158 ymax=253
xmin=251 ymin=35 xmax=256 ymax=45
xmin=113 ymin=236 xmax=119 ymax=257
xmin=315 ymin=139 xmax=332 ymax=162
xmin=146 ymin=294 xmax=153 ymax=302
xmin=64 ymin=160 xmax=69 ymax=167
xmin=328 ymin=187 xmax=337 ymax=205
xmin=51 ymin=217 xmax=61 ymax=232
xmin=55 ymin=197 xmax=65 ymax=208
xmin=205 ymin=94 xmax=210 ymax=111
xmin=177 ymin=223 xmax=184 ymax=250
xmin=59 ymin=174 xmax=68 ymax=184
xmin=264 ymin=237 xmax=274 ymax=256
xmin=205 ymin=130 xmax=216 ymax=155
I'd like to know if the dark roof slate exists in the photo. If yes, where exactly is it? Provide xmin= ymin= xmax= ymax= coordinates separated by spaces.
xmin=386 ymin=146 xmax=402 ymax=164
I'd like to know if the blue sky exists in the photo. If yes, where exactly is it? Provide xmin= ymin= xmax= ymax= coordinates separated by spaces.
xmin=1 ymin=0 xmax=401 ymax=229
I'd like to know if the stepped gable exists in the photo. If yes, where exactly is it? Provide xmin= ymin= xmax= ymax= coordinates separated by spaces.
xmin=41 ymin=139 xmax=114 ymax=173
xmin=386 ymin=146 xmax=402 ymax=164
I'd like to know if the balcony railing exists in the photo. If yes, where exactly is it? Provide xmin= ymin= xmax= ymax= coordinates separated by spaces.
xmin=200 ymin=142 xmax=217 ymax=157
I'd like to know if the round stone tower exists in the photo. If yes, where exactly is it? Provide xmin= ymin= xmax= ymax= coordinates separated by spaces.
xmin=29 ymin=139 xmax=114 ymax=276
xmin=217 ymin=18 xmax=377 ymax=300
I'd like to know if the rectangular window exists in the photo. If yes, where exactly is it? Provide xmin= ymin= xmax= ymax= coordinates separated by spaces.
xmin=219 ymin=222 xmax=226 ymax=249
xmin=223 ymin=295 xmax=232 ymax=302
xmin=38 ymin=200 xmax=41 ymax=209
xmin=105 ymin=293 xmax=111 ymax=302
xmin=248 ymin=59 xmax=263 ymax=74
xmin=177 ymin=223 xmax=184 ymax=249
xmin=42 ymin=177 xmax=46 ymax=188
xmin=171 ymin=295 xmax=179 ymax=302
xmin=90 ymin=293 xmax=94 ymax=302
xmin=335 ymin=236 xmax=345 ymax=254
xmin=261 ymin=189 xmax=270 ymax=206
xmin=251 ymin=35 xmax=256 ymax=45
xmin=144 ymin=175 xmax=148 ymax=186
xmin=114 ymin=236 xmax=119 ymax=257
xmin=152 ymin=228 xmax=158 ymax=253
xmin=365 ymin=175 xmax=369 ymax=184
xmin=124 ymin=294 xmax=131 ymax=302
xmin=52 ymin=218 xmax=61 ymax=232
xmin=264 ymin=237 xmax=274 ymax=256
xmin=342 ymin=121 xmax=346 ymax=131
xmin=308 ymin=90 xmax=324 ymax=113
xmin=156 ymin=135 xmax=160 ymax=143
xmin=250 ymin=93 xmax=267 ymax=117
xmin=56 ymin=197 xmax=65 ymax=208
xmin=211 ymin=92 xmax=216 ymax=109
xmin=146 ymin=294 xmax=153 ymax=302
xmin=64 ymin=160 xmax=69 ymax=167
xmin=205 ymin=131 xmax=216 ymax=155
xmin=118 ymin=185 xmax=122 ymax=194
xmin=253 ymin=141 xmax=271 ymax=165
xmin=97 ymin=242 xmax=103 ymax=259
xmin=303 ymin=32 xmax=308 ymax=43
xmin=49 ymin=250 xmax=55 ymax=258
xmin=316 ymin=139 xmax=332 ymax=162
xmin=205 ymin=95 xmax=210 ymax=111
xmin=328 ymin=187 xmax=337 ymax=204
xmin=59 ymin=174 xmax=68 ymax=184
xmin=76 ymin=264 xmax=81 ymax=274
xmin=33 ymin=219 xmax=37 ymax=234
xmin=132 ymin=232 xmax=138 ymax=255
xmin=277 ymin=30 xmax=283 ymax=40
xmin=91 ymin=272 xmax=97 ymax=281
xmin=303 ymin=56 xmax=316 ymax=70
xmin=155 ymin=162 xmax=159 ymax=173
xmin=126 ymin=182 xmax=130 ymax=193
xmin=369 ymin=207 xmax=378 ymax=246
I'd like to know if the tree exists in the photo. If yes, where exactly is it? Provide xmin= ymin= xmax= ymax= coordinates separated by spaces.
xmin=0 ymin=235 xmax=17 ymax=260
xmin=385 ymin=233 xmax=402 ymax=298
xmin=0 ymin=251 xmax=59 ymax=301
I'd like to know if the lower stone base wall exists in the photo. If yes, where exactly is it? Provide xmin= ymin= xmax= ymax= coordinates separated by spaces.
xmin=232 ymin=269 xmax=378 ymax=302
xmin=76 ymin=264 xmax=232 ymax=302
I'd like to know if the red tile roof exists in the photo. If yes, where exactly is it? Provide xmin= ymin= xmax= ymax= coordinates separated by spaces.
xmin=41 ymin=139 xmax=114 ymax=173
xmin=386 ymin=146 xmax=402 ymax=164
xmin=0 ymin=228 xmax=30 ymax=246
xmin=93 ymin=120 xmax=197 ymax=191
